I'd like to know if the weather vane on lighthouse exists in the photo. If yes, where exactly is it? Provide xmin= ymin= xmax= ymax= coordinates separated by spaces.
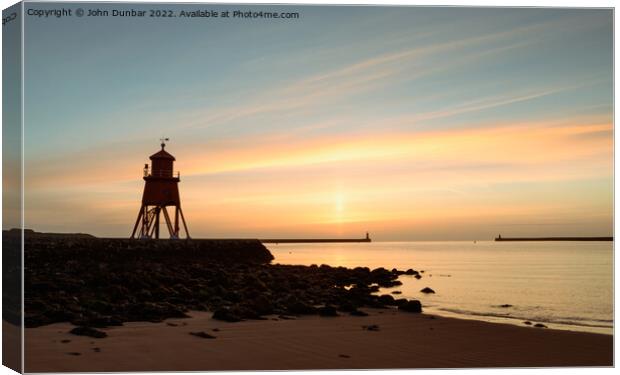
xmin=130 ymin=138 xmax=190 ymax=239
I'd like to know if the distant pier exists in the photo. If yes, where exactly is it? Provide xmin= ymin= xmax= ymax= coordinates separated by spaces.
xmin=261 ymin=233 xmax=371 ymax=244
xmin=260 ymin=238 xmax=372 ymax=244
xmin=495 ymin=236 xmax=613 ymax=242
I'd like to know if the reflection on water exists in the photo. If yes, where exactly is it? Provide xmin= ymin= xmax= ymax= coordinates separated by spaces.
xmin=267 ymin=241 xmax=613 ymax=334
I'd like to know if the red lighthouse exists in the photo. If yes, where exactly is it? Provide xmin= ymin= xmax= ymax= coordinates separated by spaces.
xmin=130 ymin=139 xmax=190 ymax=239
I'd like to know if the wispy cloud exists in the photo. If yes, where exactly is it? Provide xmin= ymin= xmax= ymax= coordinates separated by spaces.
xmin=25 ymin=113 xmax=611 ymax=192
xmin=176 ymin=17 xmax=583 ymax=132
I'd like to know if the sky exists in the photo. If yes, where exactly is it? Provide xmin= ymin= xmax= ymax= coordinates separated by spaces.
xmin=17 ymin=4 xmax=613 ymax=240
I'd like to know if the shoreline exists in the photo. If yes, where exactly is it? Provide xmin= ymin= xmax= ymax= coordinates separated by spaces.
xmin=421 ymin=306 xmax=613 ymax=336
xmin=25 ymin=309 xmax=613 ymax=372
xmin=268 ymin=241 xmax=613 ymax=337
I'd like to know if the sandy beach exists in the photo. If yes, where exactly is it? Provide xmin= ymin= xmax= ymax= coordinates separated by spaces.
xmin=25 ymin=309 xmax=613 ymax=372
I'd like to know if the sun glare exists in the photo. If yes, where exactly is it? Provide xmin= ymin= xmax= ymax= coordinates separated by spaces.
xmin=334 ymin=191 xmax=345 ymax=224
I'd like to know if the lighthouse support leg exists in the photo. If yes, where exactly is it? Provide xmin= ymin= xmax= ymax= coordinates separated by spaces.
xmin=154 ymin=207 xmax=161 ymax=239
xmin=161 ymin=206 xmax=175 ymax=238
xmin=179 ymin=207 xmax=190 ymax=239
xmin=144 ymin=206 xmax=154 ymax=238
xmin=174 ymin=206 xmax=180 ymax=238
xmin=131 ymin=204 xmax=145 ymax=239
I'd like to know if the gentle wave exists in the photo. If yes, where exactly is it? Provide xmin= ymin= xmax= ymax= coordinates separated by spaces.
xmin=436 ymin=307 xmax=614 ymax=329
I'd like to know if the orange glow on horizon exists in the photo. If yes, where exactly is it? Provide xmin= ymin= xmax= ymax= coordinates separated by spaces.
xmin=22 ymin=116 xmax=612 ymax=239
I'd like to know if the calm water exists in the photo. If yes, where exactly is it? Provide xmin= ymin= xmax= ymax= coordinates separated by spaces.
xmin=267 ymin=241 xmax=613 ymax=334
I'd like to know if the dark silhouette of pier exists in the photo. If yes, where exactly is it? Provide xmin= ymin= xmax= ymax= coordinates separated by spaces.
xmin=495 ymin=234 xmax=612 ymax=242
xmin=260 ymin=232 xmax=371 ymax=244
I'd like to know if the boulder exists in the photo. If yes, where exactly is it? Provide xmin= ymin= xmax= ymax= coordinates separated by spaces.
xmin=377 ymin=279 xmax=402 ymax=288
xmin=318 ymin=305 xmax=339 ymax=317
xmin=69 ymin=326 xmax=107 ymax=339
xmin=398 ymin=300 xmax=422 ymax=313
xmin=286 ymin=301 xmax=317 ymax=315
xmin=349 ymin=309 xmax=369 ymax=317
xmin=362 ymin=324 xmax=380 ymax=331
xmin=420 ymin=287 xmax=435 ymax=294
xmin=189 ymin=331 xmax=216 ymax=339
xmin=212 ymin=307 xmax=242 ymax=322
xmin=338 ymin=301 xmax=358 ymax=312
xmin=245 ymin=295 xmax=274 ymax=316
xmin=394 ymin=298 xmax=409 ymax=307
xmin=377 ymin=294 xmax=396 ymax=305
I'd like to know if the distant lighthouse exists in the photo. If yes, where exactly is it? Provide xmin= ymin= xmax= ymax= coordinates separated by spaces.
xmin=130 ymin=139 xmax=190 ymax=239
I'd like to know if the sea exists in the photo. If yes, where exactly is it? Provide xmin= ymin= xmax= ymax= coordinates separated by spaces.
xmin=266 ymin=241 xmax=613 ymax=335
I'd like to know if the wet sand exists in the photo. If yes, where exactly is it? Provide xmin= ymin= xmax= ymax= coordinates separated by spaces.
xmin=24 ymin=309 xmax=613 ymax=372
